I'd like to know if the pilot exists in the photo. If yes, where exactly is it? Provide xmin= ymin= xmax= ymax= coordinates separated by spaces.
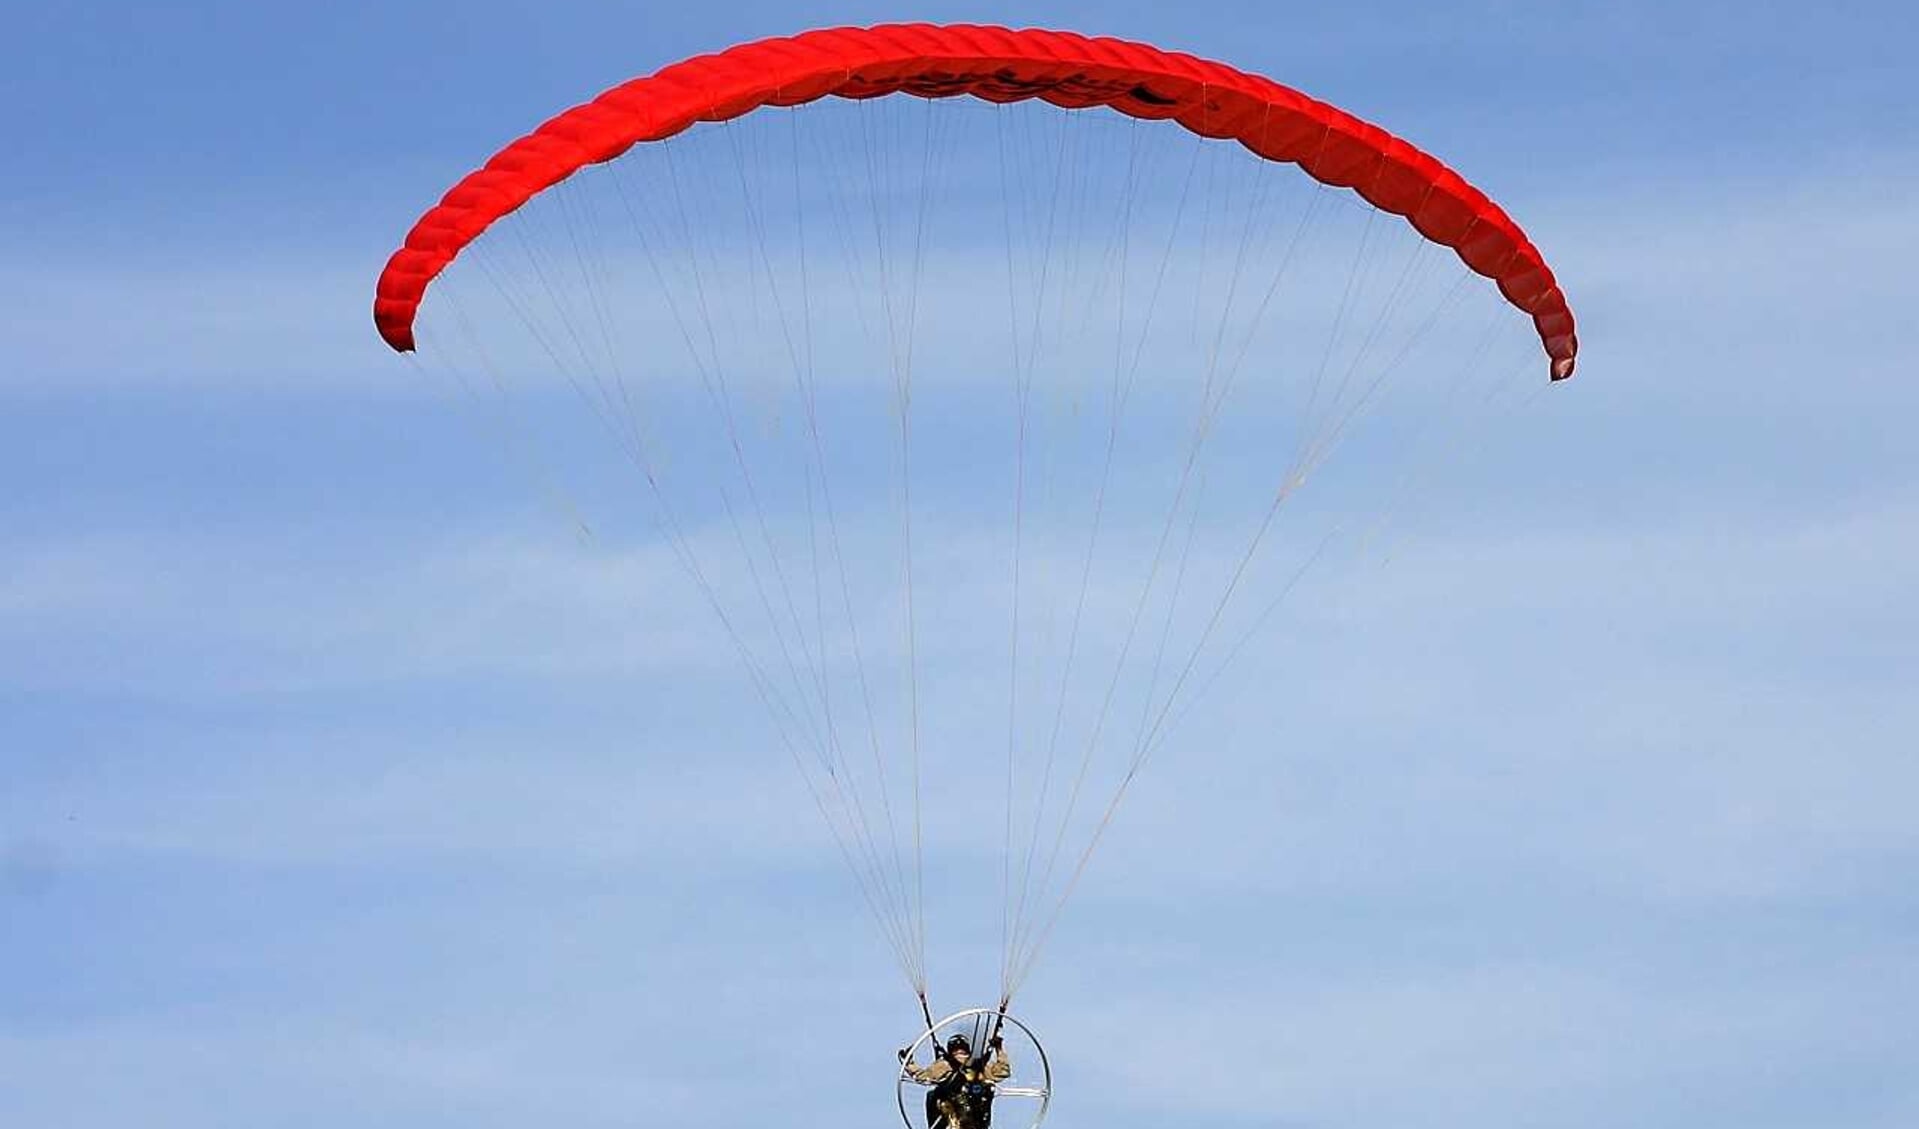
xmin=901 ymin=1031 xmax=1011 ymax=1129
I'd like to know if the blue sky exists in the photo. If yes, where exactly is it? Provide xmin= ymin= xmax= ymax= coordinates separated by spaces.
xmin=4 ymin=2 xmax=1916 ymax=1128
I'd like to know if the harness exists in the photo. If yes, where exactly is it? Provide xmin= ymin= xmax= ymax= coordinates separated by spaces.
xmin=928 ymin=1059 xmax=998 ymax=1129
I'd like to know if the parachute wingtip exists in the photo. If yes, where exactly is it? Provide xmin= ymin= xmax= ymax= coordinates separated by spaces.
xmin=1550 ymin=356 xmax=1575 ymax=381
xmin=374 ymin=314 xmax=417 ymax=353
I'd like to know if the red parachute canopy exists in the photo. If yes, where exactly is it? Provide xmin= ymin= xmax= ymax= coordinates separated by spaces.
xmin=372 ymin=23 xmax=1577 ymax=378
